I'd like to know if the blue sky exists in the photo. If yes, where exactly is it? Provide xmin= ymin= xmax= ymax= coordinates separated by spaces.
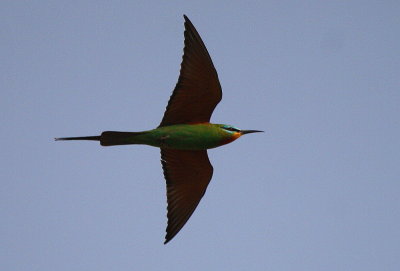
xmin=1 ymin=1 xmax=399 ymax=270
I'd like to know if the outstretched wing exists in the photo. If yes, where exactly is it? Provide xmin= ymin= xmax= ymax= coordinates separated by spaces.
xmin=159 ymin=15 xmax=222 ymax=127
xmin=160 ymin=149 xmax=213 ymax=244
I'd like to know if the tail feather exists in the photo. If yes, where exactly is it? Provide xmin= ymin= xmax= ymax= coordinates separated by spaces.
xmin=55 ymin=131 xmax=147 ymax=146
xmin=55 ymin=136 xmax=100 ymax=141
xmin=100 ymin=131 xmax=147 ymax=146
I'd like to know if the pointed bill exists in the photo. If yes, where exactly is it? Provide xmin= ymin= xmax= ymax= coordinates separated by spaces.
xmin=160 ymin=149 xmax=213 ymax=244
xmin=241 ymin=130 xmax=264 ymax=135
xmin=159 ymin=15 xmax=222 ymax=127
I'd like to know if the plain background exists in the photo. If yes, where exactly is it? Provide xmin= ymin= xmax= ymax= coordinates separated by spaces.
xmin=1 ymin=1 xmax=399 ymax=270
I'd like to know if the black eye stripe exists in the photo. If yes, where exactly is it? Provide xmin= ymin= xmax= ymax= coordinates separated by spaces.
xmin=223 ymin=127 xmax=240 ymax=132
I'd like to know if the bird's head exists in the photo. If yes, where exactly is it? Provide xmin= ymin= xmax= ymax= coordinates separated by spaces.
xmin=217 ymin=124 xmax=264 ymax=144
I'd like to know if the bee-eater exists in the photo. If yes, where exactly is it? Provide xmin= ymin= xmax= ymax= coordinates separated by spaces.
xmin=56 ymin=15 xmax=263 ymax=244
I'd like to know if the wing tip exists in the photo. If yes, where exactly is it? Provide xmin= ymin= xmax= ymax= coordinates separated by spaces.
xmin=164 ymin=237 xmax=171 ymax=245
xmin=183 ymin=14 xmax=193 ymax=26
xmin=164 ymin=230 xmax=176 ymax=244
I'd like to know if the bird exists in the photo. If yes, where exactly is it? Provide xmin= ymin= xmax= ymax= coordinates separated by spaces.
xmin=56 ymin=15 xmax=263 ymax=244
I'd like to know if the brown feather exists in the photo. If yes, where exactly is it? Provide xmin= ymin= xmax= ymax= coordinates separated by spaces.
xmin=160 ymin=148 xmax=213 ymax=243
xmin=159 ymin=15 xmax=222 ymax=127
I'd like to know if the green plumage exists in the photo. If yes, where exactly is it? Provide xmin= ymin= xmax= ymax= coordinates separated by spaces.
xmin=100 ymin=123 xmax=235 ymax=150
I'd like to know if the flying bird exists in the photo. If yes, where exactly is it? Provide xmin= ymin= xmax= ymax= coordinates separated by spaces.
xmin=56 ymin=15 xmax=263 ymax=244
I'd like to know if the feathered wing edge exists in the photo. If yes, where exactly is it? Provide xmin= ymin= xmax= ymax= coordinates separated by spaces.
xmin=160 ymin=148 xmax=213 ymax=244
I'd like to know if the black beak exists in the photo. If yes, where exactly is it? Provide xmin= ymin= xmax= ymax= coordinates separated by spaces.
xmin=240 ymin=130 xmax=264 ymax=135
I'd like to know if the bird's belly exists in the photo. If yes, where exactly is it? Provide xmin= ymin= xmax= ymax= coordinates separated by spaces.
xmin=161 ymin=133 xmax=221 ymax=150
xmin=150 ymin=128 xmax=221 ymax=150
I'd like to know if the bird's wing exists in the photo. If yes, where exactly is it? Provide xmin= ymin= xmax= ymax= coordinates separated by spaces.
xmin=159 ymin=15 xmax=222 ymax=127
xmin=160 ymin=148 xmax=213 ymax=244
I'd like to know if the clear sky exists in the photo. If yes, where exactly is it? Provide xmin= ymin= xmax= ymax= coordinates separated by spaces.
xmin=1 ymin=1 xmax=399 ymax=270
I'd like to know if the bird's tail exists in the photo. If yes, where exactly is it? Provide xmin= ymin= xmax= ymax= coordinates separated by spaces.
xmin=55 ymin=131 xmax=147 ymax=146
xmin=55 ymin=135 xmax=101 ymax=142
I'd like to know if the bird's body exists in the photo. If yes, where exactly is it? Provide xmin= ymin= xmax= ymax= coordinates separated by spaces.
xmin=61 ymin=123 xmax=244 ymax=150
xmin=56 ymin=15 xmax=262 ymax=244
